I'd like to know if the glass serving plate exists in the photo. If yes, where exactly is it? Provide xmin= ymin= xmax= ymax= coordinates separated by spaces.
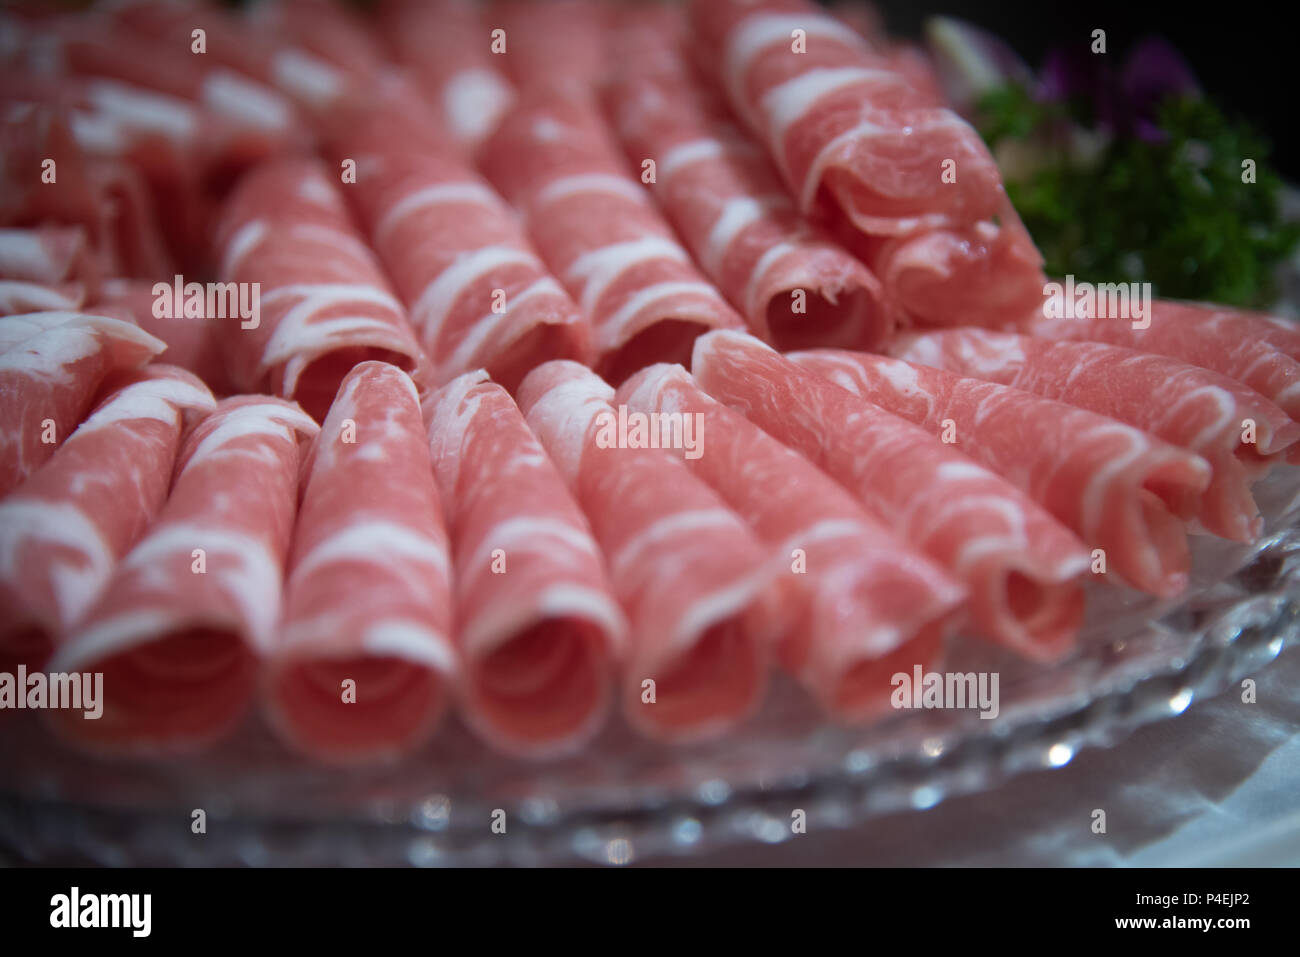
xmin=2 ymin=468 xmax=1299 ymax=867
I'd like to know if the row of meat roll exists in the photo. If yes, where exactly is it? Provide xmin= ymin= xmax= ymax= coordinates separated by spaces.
xmin=4 ymin=302 xmax=1299 ymax=760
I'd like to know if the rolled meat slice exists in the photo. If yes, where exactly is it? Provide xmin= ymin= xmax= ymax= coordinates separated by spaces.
xmin=378 ymin=0 xmax=515 ymax=153
xmin=479 ymin=90 xmax=746 ymax=385
xmin=0 ymin=364 xmax=214 ymax=674
xmin=0 ymin=227 xmax=99 ymax=290
xmin=0 ymin=311 xmax=164 ymax=497
xmin=47 ymin=396 xmax=318 ymax=753
xmin=518 ymin=360 xmax=775 ymax=740
xmin=687 ymin=0 xmax=1005 ymax=235
xmin=692 ymin=330 xmax=1089 ymax=660
xmin=326 ymin=78 xmax=591 ymax=391
xmin=1026 ymin=299 xmax=1300 ymax=438
xmin=893 ymin=328 xmax=1300 ymax=542
xmin=604 ymin=6 xmax=895 ymax=352
xmin=214 ymin=155 xmax=427 ymax=421
xmin=617 ymin=362 xmax=965 ymax=720
xmin=265 ymin=362 xmax=456 ymax=764
xmin=425 ymin=369 xmax=624 ymax=757
xmin=686 ymin=0 xmax=1046 ymax=330
xmin=791 ymin=349 xmax=1212 ymax=596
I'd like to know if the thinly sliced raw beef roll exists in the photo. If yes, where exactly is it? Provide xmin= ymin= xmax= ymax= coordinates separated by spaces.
xmin=88 ymin=279 xmax=234 ymax=394
xmin=491 ymin=0 xmax=612 ymax=98
xmin=1027 ymin=299 xmax=1300 ymax=434
xmin=0 ymin=365 xmax=215 ymax=673
xmin=605 ymin=7 xmax=895 ymax=352
xmin=791 ymin=349 xmax=1212 ymax=596
xmin=0 ymin=312 xmax=163 ymax=497
xmin=266 ymin=362 xmax=455 ymax=764
xmin=693 ymin=331 xmax=1089 ymax=659
xmin=47 ymin=396 xmax=318 ymax=752
xmin=687 ymin=0 xmax=1046 ymax=329
xmin=425 ymin=370 xmax=624 ymax=757
xmin=618 ymin=363 xmax=965 ymax=720
xmin=479 ymin=91 xmax=746 ymax=385
xmin=379 ymin=0 xmax=515 ymax=152
xmin=326 ymin=80 xmax=591 ymax=391
xmin=687 ymin=0 xmax=1005 ymax=235
xmin=518 ymin=360 xmax=775 ymax=740
xmin=893 ymin=329 xmax=1300 ymax=542
xmin=214 ymin=155 xmax=426 ymax=421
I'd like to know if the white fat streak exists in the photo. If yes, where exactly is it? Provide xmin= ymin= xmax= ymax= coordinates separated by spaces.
xmin=601 ymin=281 xmax=723 ymax=347
xmin=297 ymin=175 xmax=339 ymax=208
xmin=1174 ymin=384 xmax=1237 ymax=452
xmin=1078 ymin=422 xmax=1155 ymax=537
xmin=0 ymin=282 xmax=79 ymax=312
xmin=567 ymin=236 xmax=688 ymax=314
xmin=291 ymin=520 xmax=449 ymax=582
xmin=202 ymin=69 xmax=294 ymax=132
xmin=0 ymin=500 xmax=115 ymax=627
xmin=723 ymin=14 xmax=865 ymax=124
xmin=532 ymin=174 xmax=650 ymax=210
xmin=771 ymin=517 xmax=876 ymax=560
xmin=360 ymin=619 xmax=456 ymax=673
xmin=221 ymin=220 xmax=268 ymax=275
xmin=272 ymin=49 xmax=344 ymax=108
xmin=659 ymin=137 xmax=760 ymax=180
xmin=744 ymin=240 xmax=801 ymax=315
xmin=523 ymin=369 xmax=615 ymax=484
xmin=440 ymin=276 xmax=568 ymax=374
xmin=119 ymin=522 xmax=284 ymax=652
xmin=85 ymin=79 xmax=198 ymax=144
xmin=662 ymin=566 xmax=766 ymax=660
xmin=259 ymin=283 xmax=407 ymax=375
xmin=411 ymin=246 xmax=540 ymax=339
xmin=51 ymin=608 xmax=177 ymax=673
xmin=0 ymin=230 xmax=57 ymax=277
xmin=460 ymin=582 xmax=626 ymax=660
xmin=444 ymin=67 xmax=514 ymax=144
xmin=610 ymin=509 xmax=741 ymax=579
xmin=72 ymin=374 xmax=215 ymax=436
xmin=702 ymin=195 xmax=791 ymax=275
xmin=0 ymin=315 xmax=161 ymax=377
xmin=763 ymin=68 xmax=894 ymax=158
xmin=183 ymin=402 xmax=318 ymax=472
xmin=0 ymin=312 xmax=90 ymax=351
xmin=463 ymin=516 xmax=598 ymax=578
xmin=375 ymin=182 xmax=505 ymax=245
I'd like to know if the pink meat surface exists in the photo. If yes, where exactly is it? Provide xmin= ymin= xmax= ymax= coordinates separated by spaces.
xmin=617 ymin=362 xmax=965 ymax=720
xmin=0 ymin=312 xmax=164 ymax=496
xmin=0 ymin=365 xmax=214 ymax=673
xmin=791 ymin=349 xmax=1212 ymax=596
xmin=605 ymin=6 xmax=895 ymax=352
xmin=893 ymin=328 xmax=1300 ymax=542
xmin=479 ymin=90 xmax=746 ymax=385
xmin=518 ymin=360 xmax=775 ymax=740
xmin=266 ymin=362 xmax=455 ymax=764
xmin=214 ymin=155 xmax=426 ymax=421
xmin=693 ymin=330 xmax=1090 ymax=660
xmin=426 ymin=369 xmax=624 ymax=756
xmin=48 ymin=396 xmax=318 ymax=753
xmin=378 ymin=0 xmax=515 ymax=152
xmin=1027 ymin=300 xmax=1300 ymax=459
xmin=326 ymin=79 xmax=591 ymax=392
xmin=490 ymin=0 xmax=613 ymax=99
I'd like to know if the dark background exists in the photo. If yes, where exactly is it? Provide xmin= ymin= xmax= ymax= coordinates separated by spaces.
xmin=866 ymin=0 xmax=1297 ymax=177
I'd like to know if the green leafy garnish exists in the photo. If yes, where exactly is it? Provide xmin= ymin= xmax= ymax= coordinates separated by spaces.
xmin=975 ymin=87 xmax=1300 ymax=308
